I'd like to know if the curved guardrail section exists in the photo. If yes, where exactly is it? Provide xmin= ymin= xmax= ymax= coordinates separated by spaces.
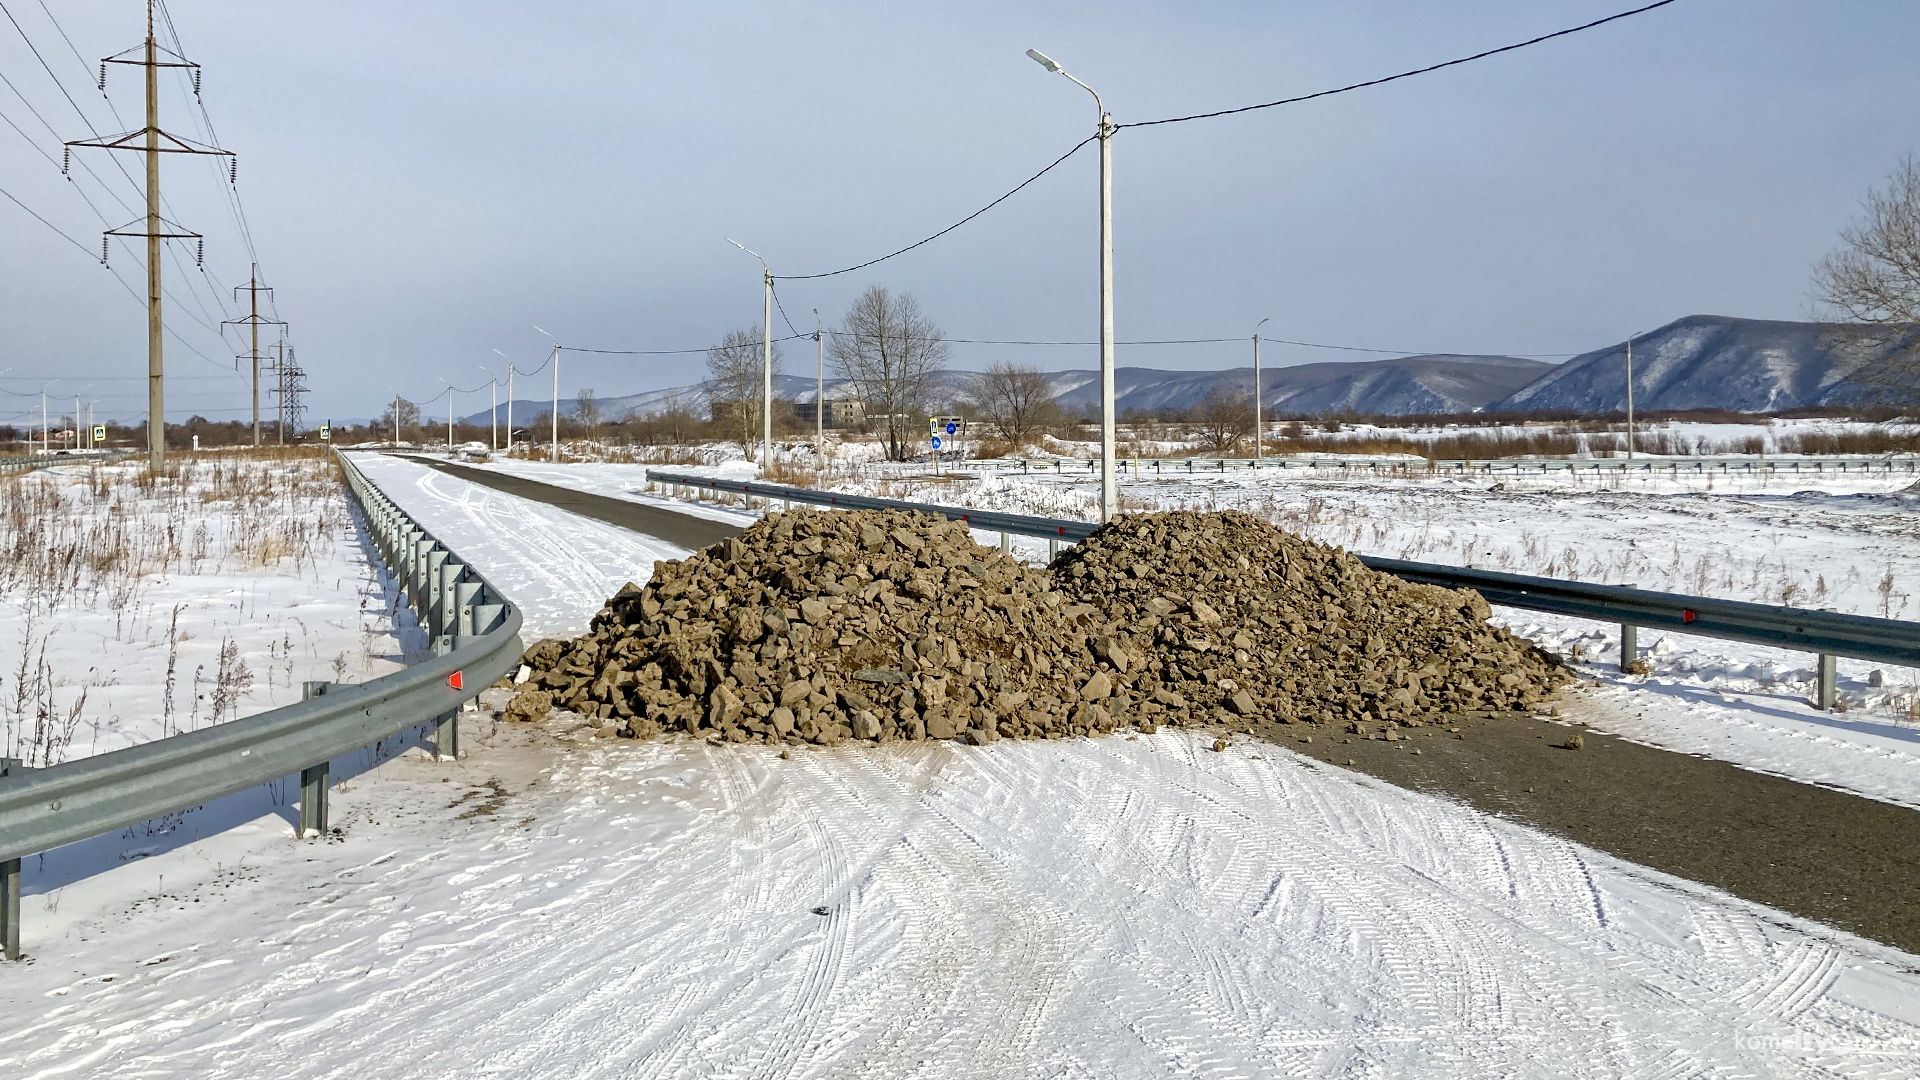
xmin=644 ymin=467 xmax=1918 ymax=680
xmin=0 ymin=450 xmax=522 ymax=960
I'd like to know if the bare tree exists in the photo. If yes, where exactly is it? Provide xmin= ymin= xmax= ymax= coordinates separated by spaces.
xmin=973 ymin=360 xmax=1058 ymax=449
xmin=378 ymin=397 xmax=420 ymax=444
xmin=829 ymin=287 xmax=949 ymax=461
xmin=704 ymin=328 xmax=783 ymax=454
xmin=1813 ymin=156 xmax=1920 ymax=407
xmin=574 ymin=388 xmax=603 ymax=441
xmin=1191 ymin=386 xmax=1253 ymax=454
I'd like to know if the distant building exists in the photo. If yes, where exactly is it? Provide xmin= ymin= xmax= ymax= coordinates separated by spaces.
xmin=793 ymin=398 xmax=867 ymax=428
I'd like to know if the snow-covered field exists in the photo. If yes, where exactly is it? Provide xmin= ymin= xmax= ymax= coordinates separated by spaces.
xmin=6 ymin=454 xmax=1918 ymax=1075
xmin=0 ymin=453 xmax=402 ymax=766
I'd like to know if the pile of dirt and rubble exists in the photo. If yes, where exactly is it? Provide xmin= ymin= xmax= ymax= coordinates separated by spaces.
xmin=505 ymin=508 xmax=1130 ymax=745
xmin=1050 ymin=510 xmax=1567 ymax=729
xmin=504 ymin=507 xmax=1567 ymax=745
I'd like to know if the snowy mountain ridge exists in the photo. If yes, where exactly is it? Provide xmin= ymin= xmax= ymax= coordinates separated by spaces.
xmin=456 ymin=315 xmax=1901 ymax=424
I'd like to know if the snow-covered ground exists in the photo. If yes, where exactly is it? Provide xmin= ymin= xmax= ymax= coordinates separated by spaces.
xmin=8 ymin=725 xmax=1919 ymax=1078
xmin=0 ymin=454 xmax=403 ymax=766
xmin=9 ymin=450 xmax=1920 ymax=1076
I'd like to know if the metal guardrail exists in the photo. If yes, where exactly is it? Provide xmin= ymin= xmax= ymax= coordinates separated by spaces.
xmin=645 ymin=468 xmax=1914 ymax=700
xmin=0 ymin=450 xmax=523 ymax=960
xmin=0 ymin=451 xmax=121 ymax=474
xmin=991 ymin=454 xmax=1918 ymax=476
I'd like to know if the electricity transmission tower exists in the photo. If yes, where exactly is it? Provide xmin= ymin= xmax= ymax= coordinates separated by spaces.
xmin=66 ymin=0 xmax=234 ymax=471
xmin=223 ymin=267 xmax=284 ymax=445
xmin=268 ymin=342 xmax=307 ymax=442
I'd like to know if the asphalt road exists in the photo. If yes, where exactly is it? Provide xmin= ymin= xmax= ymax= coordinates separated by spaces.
xmin=403 ymin=456 xmax=742 ymax=550
xmin=1253 ymin=708 xmax=1920 ymax=954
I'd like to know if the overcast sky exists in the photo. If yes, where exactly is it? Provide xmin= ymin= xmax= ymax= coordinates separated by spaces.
xmin=3 ymin=0 xmax=1918 ymax=425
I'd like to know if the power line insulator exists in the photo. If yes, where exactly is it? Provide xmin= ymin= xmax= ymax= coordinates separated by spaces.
xmin=101 ymin=237 xmax=109 ymax=265
xmin=62 ymin=147 xmax=69 ymax=175
xmin=196 ymin=238 xmax=205 ymax=266
xmin=97 ymin=62 xmax=106 ymax=90
xmin=192 ymin=69 xmax=202 ymax=97
xmin=229 ymin=158 xmax=236 ymax=185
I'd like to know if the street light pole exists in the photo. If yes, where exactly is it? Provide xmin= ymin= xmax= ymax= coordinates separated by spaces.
xmin=494 ymin=350 xmax=514 ymax=459
xmin=534 ymin=326 xmax=559 ymax=463
xmin=727 ymin=239 xmax=774 ymax=472
xmin=1029 ymin=48 xmax=1116 ymax=521
xmin=814 ymin=308 xmax=824 ymax=453
xmin=1254 ymin=317 xmax=1269 ymax=460
xmin=481 ymin=367 xmax=496 ymax=451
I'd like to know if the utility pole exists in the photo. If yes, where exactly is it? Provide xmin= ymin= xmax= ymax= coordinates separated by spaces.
xmin=392 ymin=392 xmax=399 ymax=445
xmin=487 ymin=372 xmax=497 ymax=451
xmin=447 ymin=385 xmax=454 ymax=453
xmin=506 ymin=363 xmax=514 ymax=457
xmin=762 ymin=266 xmax=773 ymax=470
xmin=41 ymin=390 xmax=47 ymax=454
xmin=1026 ymin=50 xmax=1115 ymax=521
xmin=726 ymin=240 xmax=775 ymax=471
xmin=1253 ymin=318 xmax=1268 ymax=460
xmin=69 ymin=1 xmax=233 ymax=472
xmin=224 ymin=269 xmax=282 ymax=447
xmin=550 ymin=343 xmax=559 ymax=462
xmin=814 ymin=309 xmax=824 ymax=453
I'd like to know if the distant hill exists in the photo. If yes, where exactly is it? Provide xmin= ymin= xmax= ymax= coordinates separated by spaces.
xmin=460 ymin=355 xmax=1549 ymax=424
xmin=1046 ymin=355 xmax=1552 ymax=416
xmin=1490 ymin=314 xmax=1896 ymax=413
xmin=451 ymin=315 xmax=1907 ymax=425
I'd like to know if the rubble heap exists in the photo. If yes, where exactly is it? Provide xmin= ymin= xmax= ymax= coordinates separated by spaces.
xmin=506 ymin=507 xmax=1567 ymax=745
xmin=1049 ymin=510 xmax=1567 ymax=728
xmin=509 ymin=509 xmax=1137 ymax=745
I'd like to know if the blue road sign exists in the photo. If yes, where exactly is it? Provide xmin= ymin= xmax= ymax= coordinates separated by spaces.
xmin=930 ymin=436 xmax=943 ymax=449
xmin=945 ymin=421 xmax=958 ymax=435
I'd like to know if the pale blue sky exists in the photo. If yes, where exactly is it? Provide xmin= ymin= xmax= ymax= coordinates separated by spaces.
xmin=2 ymin=1 xmax=1917 ymax=423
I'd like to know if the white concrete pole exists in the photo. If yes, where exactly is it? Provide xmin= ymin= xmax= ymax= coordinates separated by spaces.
xmin=1098 ymin=111 xmax=1116 ymax=521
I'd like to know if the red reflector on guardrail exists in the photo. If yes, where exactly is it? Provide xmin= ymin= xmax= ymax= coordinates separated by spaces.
xmin=1683 ymin=609 xmax=1696 ymax=623
xmin=448 ymin=671 xmax=463 ymax=690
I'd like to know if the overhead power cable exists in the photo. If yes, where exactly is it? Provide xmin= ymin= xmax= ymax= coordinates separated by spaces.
xmin=1123 ymin=0 xmax=1682 ymax=128
xmin=762 ymin=3 xmax=1677 ymax=283
xmin=773 ymin=135 xmax=1097 ymax=281
xmin=0 ymin=178 xmax=94 ymax=256
xmin=559 ymin=333 xmax=811 ymax=356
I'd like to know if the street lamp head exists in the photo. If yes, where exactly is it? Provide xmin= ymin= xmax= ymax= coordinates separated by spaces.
xmin=1026 ymin=48 xmax=1063 ymax=74
xmin=726 ymin=237 xmax=770 ymax=272
xmin=1257 ymin=317 xmax=1270 ymax=333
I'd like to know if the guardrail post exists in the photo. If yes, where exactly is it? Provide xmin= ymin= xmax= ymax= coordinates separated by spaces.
xmin=1048 ymin=538 xmax=1059 ymax=562
xmin=298 ymin=684 xmax=331 ymax=838
xmin=1000 ymin=531 xmax=1010 ymax=554
xmin=1817 ymin=653 xmax=1837 ymax=711
xmin=433 ymin=640 xmax=459 ymax=761
xmin=2 ymin=757 xmax=21 ymax=960
xmin=1619 ymin=622 xmax=1637 ymax=673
